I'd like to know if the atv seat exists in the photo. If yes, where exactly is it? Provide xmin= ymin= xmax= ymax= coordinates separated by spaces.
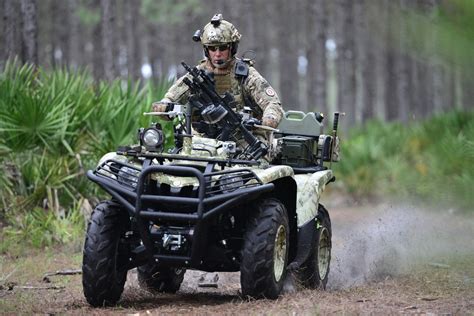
xmin=277 ymin=111 xmax=322 ymax=138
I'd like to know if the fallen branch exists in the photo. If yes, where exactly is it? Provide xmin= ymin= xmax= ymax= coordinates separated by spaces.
xmin=420 ymin=297 xmax=438 ymax=301
xmin=43 ymin=269 xmax=82 ymax=278
xmin=356 ymin=299 xmax=372 ymax=303
xmin=403 ymin=306 xmax=418 ymax=310
xmin=42 ymin=269 xmax=81 ymax=283
xmin=15 ymin=285 xmax=65 ymax=290
xmin=42 ymin=269 xmax=82 ymax=283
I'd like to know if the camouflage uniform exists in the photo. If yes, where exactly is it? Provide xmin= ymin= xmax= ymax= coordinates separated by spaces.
xmin=154 ymin=14 xmax=283 ymax=157
xmin=163 ymin=58 xmax=284 ymax=127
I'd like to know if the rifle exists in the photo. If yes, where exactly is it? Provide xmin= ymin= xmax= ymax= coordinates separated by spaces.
xmin=180 ymin=61 xmax=268 ymax=160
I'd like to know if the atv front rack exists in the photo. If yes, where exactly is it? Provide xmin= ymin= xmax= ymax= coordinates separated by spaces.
xmin=86 ymin=159 xmax=274 ymax=267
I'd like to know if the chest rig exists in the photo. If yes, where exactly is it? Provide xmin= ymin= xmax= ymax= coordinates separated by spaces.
xmin=203 ymin=59 xmax=262 ymax=117
xmin=213 ymin=69 xmax=233 ymax=96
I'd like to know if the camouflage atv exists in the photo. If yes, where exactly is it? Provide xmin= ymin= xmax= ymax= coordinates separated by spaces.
xmin=82 ymin=63 xmax=341 ymax=307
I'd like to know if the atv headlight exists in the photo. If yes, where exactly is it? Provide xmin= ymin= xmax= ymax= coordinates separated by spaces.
xmin=139 ymin=125 xmax=165 ymax=152
xmin=117 ymin=166 xmax=140 ymax=188
xmin=219 ymin=175 xmax=244 ymax=193
xmin=143 ymin=128 xmax=161 ymax=147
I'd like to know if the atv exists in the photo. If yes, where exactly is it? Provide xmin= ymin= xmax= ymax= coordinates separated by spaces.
xmin=82 ymin=63 xmax=341 ymax=307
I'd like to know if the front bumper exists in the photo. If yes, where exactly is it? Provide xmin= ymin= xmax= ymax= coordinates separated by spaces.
xmin=87 ymin=159 xmax=274 ymax=267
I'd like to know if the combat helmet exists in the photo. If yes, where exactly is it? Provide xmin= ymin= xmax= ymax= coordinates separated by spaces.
xmin=193 ymin=14 xmax=241 ymax=57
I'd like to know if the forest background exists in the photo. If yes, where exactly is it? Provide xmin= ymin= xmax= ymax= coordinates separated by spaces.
xmin=0 ymin=0 xmax=473 ymax=252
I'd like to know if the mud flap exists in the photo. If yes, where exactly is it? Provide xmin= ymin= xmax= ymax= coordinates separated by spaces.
xmin=286 ymin=218 xmax=317 ymax=271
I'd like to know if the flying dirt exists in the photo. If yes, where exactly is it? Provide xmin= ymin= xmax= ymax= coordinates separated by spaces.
xmin=127 ymin=201 xmax=474 ymax=295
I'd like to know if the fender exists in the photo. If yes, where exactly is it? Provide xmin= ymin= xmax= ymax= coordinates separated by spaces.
xmin=294 ymin=170 xmax=333 ymax=227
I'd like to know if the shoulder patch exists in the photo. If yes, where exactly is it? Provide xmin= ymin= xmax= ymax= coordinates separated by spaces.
xmin=265 ymin=88 xmax=276 ymax=97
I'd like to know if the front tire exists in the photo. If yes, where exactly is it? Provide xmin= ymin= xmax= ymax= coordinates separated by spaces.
xmin=137 ymin=264 xmax=185 ymax=293
xmin=82 ymin=201 xmax=130 ymax=307
xmin=299 ymin=204 xmax=332 ymax=289
xmin=240 ymin=198 xmax=289 ymax=299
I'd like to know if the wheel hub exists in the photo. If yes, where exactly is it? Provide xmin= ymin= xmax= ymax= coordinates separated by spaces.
xmin=273 ymin=224 xmax=287 ymax=282
xmin=318 ymin=227 xmax=330 ymax=278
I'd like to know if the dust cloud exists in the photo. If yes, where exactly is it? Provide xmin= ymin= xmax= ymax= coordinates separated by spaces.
xmin=329 ymin=203 xmax=474 ymax=289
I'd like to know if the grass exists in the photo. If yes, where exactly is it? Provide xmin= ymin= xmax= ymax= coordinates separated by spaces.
xmin=0 ymin=246 xmax=472 ymax=314
xmin=0 ymin=248 xmax=83 ymax=314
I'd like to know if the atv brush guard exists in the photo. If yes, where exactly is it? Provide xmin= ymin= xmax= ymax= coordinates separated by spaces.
xmin=87 ymin=158 xmax=274 ymax=267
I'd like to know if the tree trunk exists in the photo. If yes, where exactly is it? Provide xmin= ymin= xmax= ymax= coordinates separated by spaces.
xmin=68 ymin=0 xmax=80 ymax=69
xmin=394 ymin=0 xmax=411 ymax=122
xmin=125 ymin=0 xmax=141 ymax=80
xmin=277 ymin=0 xmax=298 ymax=108
xmin=3 ymin=0 xmax=20 ymax=62
xmin=50 ymin=0 xmax=59 ymax=67
xmin=92 ymin=1 xmax=103 ymax=81
xmin=100 ymin=0 xmax=117 ymax=81
xmin=335 ymin=0 xmax=356 ymax=130
xmin=425 ymin=0 xmax=445 ymax=114
xmin=306 ymin=0 xmax=328 ymax=114
xmin=146 ymin=20 xmax=161 ymax=80
xmin=461 ymin=71 xmax=474 ymax=110
xmin=242 ymin=0 xmax=256 ymax=57
xmin=371 ymin=0 xmax=389 ymax=121
xmin=59 ymin=0 xmax=71 ymax=66
xmin=253 ymin=1 xmax=272 ymax=80
xmin=20 ymin=0 xmax=38 ymax=65
xmin=360 ymin=0 xmax=378 ymax=122
xmin=385 ymin=1 xmax=401 ymax=122
xmin=418 ymin=0 xmax=437 ymax=119
xmin=353 ymin=0 xmax=366 ymax=124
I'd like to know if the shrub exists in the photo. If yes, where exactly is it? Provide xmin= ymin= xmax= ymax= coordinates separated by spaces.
xmin=339 ymin=110 xmax=474 ymax=210
xmin=0 ymin=60 xmax=171 ymax=252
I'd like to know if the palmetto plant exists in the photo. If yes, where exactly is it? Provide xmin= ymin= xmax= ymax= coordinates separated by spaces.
xmin=339 ymin=110 xmax=474 ymax=210
xmin=0 ymin=60 xmax=171 ymax=250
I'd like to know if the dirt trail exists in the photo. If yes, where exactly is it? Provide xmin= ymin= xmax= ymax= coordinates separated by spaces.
xmin=329 ymin=203 xmax=474 ymax=289
xmin=1 ymin=202 xmax=473 ymax=314
xmin=125 ymin=204 xmax=474 ymax=313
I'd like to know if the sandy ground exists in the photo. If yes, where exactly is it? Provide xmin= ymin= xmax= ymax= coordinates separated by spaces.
xmin=1 ymin=201 xmax=473 ymax=314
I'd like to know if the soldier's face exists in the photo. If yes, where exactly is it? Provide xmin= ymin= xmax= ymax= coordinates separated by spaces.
xmin=207 ymin=45 xmax=230 ymax=67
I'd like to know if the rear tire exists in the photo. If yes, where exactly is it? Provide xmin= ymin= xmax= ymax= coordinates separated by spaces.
xmin=299 ymin=204 xmax=332 ymax=289
xmin=240 ymin=198 xmax=289 ymax=299
xmin=82 ymin=201 xmax=130 ymax=307
xmin=137 ymin=264 xmax=185 ymax=293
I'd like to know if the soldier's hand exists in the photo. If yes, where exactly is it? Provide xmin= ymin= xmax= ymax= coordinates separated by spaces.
xmin=262 ymin=115 xmax=279 ymax=128
xmin=243 ymin=118 xmax=261 ymax=129
xmin=151 ymin=102 xmax=169 ymax=112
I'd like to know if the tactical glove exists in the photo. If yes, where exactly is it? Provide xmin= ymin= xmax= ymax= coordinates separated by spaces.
xmin=262 ymin=115 xmax=278 ymax=128
xmin=151 ymin=101 xmax=173 ymax=112
xmin=243 ymin=118 xmax=261 ymax=129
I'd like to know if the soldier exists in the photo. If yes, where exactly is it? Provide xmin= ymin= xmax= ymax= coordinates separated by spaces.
xmin=152 ymin=14 xmax=284 ymax=134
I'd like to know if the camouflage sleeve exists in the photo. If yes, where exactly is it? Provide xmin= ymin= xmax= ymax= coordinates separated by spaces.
xmin=243 ymin=66 xmax=284 ymax=126
xmin=163 ymin=73 xmax=192 ymax=104
xmin=163 ymin=61 xmax=207 ymax=104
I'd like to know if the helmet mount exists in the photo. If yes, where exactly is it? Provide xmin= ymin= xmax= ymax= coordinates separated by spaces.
xmin=210 ymin=13 xmax=222 ymax=26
